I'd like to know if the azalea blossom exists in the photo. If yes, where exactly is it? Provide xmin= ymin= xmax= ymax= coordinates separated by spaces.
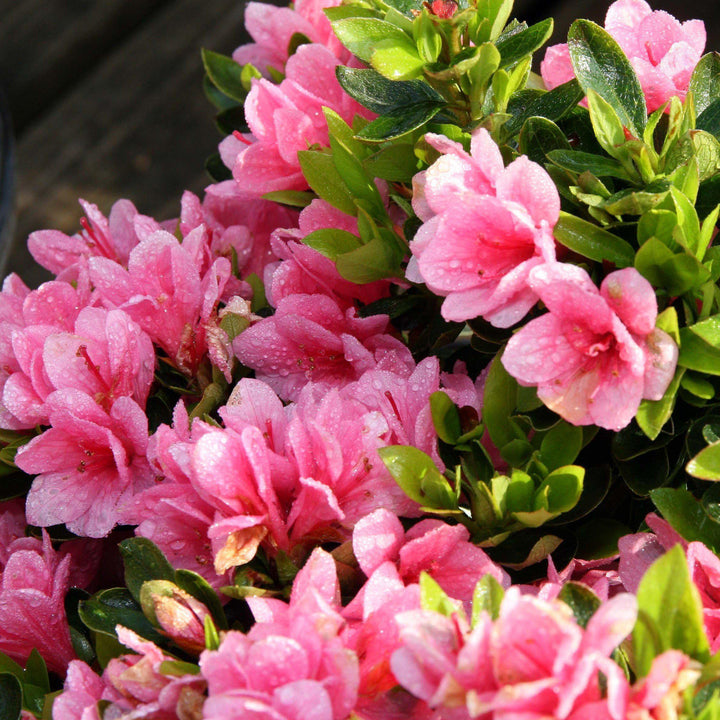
xmin=408 ymin=128 xmax=558 ymax=327
xmin=541 ymin=0 xmax=705 ymax=112
xmin=501 ymin=264 xmax=678 ymax=431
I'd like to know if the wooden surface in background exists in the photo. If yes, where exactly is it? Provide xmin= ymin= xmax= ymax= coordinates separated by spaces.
xmin=1 ymin=0 xmax=717 ymax=286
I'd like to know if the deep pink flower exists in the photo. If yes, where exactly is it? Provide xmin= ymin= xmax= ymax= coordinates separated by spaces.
xmin=408 ymin=128 xmax=558 ymax=327
xmin=353 ymin=509 xmax=509 ymax=608
xmin=28 ymin=198 xmax=153 ymax=278
xmin=89 ymin=227 xmax=230 ymax=374
xmin=502 ymin=264 xmax=678 ymax=430
xmin=0 ymin=532 xmax=76 ymax=676
xmin=233 ymin=292 xmax=414 ymax=401
xmin=15 ymin=389 xmax=154 ymax=537
xmin=231 ymin=44 xmax=372 ymax=195
xmin=541 ymin=0 xmax=705 ymax=113
xmin=233 ymin=0 xmax=350 ymax=73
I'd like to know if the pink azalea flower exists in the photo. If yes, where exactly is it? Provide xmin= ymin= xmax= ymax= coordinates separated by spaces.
xmin=0 ymin=532 xmax=76 ymax=676
xmin=89 ymin=227 xmax=230 ymax=375
xmin=200 ymin=591 xmax=359 ymax=720
xmin=231 ymin=44 xmax=372 ymax=195
xmin=28 ymin=198 xmax=153 ymax=278
xmin=233 ymin=292 xmax=414 ymax=401
xmin=15 ymin=389 xmax=154 ymax=537
xmin=501 ymin=264 xmax=678 ymax=431
xmin=52 ymin=661 xmax=106 ymax=720
xmin=233 ymin=0 xmax=350 ymax=73
xmin=408 ymin=128 xmax=558 ymax=327
xmin=352 ymin=509 xmax=509 ymax=608
xmin=180 ymin=183 xmax=298 ymax=282
xmin=540 ymin=0 xmax=705 ymax=113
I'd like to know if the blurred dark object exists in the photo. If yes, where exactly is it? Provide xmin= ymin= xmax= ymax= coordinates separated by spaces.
xmin=0 ymin=86 xmax=14 ymax=279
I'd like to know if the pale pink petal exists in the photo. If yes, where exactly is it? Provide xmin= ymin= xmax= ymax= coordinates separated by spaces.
xmin=353 ymin=508 xmax=405 ymax=577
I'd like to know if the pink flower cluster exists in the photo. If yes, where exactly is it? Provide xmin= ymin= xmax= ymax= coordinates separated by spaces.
xmin=541 ymin=0 xmax=705 ymax=112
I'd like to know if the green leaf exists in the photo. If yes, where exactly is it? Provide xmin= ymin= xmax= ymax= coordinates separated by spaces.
xmin=482 ymin=356 xmax=520 ymax=452
xmin=119 ymin=537 xmax=176 ymax=605
xmin=690 ymin=53 xmax=720 ymax=116
xmin=494 ymin=18 xmax=553 ymax=69
xmin=331 ymin=18 xmax=414 ymax=64
xmin=335 ymin=235 xmax=403 ymax=282
xmin=558 ymin=582 xmax=601 ymax=628
xmin=635 ymin=239 xmax=710 ymax=295
xmin=24 ymin=649 xmax=49 ymax=694
xmin=356 ymin=104 xmax=446 ymax=142
xmin=636 ymin=368 xmax=684 ymax=440
xmin=0 ymin=655 xmax=22 ymax=685
xmin=420 ymin=573 xmax=458 ymax=617
xmin=547 ymin=149 xmax=630 ymax=180
xmin=688 ymin=440 xmax=720 ymax=481
xmin=159 ymin=660 xmax=201 ymax=676
xmin=680 ymin=317 xmax=720 ymax=375
xmin=471 ymin=574 xmax=504 ymax=625
xmin=430 ymin=391 xmax=462 ymax=445
xmin=633 ymin=545 xmax=710 ymax=676
xmin=471 ymin=0 xmax=513 ymax=44
xmin=518 ymin=116 xmax=571 ymax=165
xmin=201 ymin=49 xmax=246 ymax=103
xmin=363 ymin=144 xmax=419 ymax=181
xmin=79 ymin=588 xmax=165 ymax=644
xmin=599 ymin=186 xmax=668 ymax=216
xmin=568 ymin=19 xmax=646 ymax=136
xmin=553 ymin=212 xmax=635 ymax=267
xmin=336 ymin=66 xmax=446 ymax=115
xmin=261 ymin=190 xmax=315 ymax=208
xmin=303 ymin=228 xmax=362 ymax=259
xmin=378 ymin=445 xmax=457 ymax=509
xmin=534 ymin=465 xmax=584 ymax=515
xmin=371 ymin=42 xmax=424 ymax=80
xmin=539 ymin=422 xmax=583 ymax=471
xmin=174 ymin=569 xmax=229 ymax=631
xmin=682 ymin=371 xmax=715 ymax=399
xmin=0 ymin=674 xmax=21 ymax=720
xmin=505 ymin=79 xmax=585 ymax=137
xmin=298 ymin=151 xmax=356 ymax=215
xmin=204 ymin=615 xmax=221 ymax=651
xmin=651 ymin=487 xmax=720 ymax=553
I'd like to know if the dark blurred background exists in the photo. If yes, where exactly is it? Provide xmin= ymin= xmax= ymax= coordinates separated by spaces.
xmin=0 ymin=0 xmax=715 ymax=287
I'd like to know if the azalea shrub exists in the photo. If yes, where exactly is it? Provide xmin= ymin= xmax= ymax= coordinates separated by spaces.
xmin=7 ymin=0 xmax=720 ymax=717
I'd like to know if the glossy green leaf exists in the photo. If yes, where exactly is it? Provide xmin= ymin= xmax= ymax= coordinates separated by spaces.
xmin=335 ymin=235 xmax=403 ymax=283
xmin=205 ymin=615 xmax=220 ymax=651
xmin=539 ymin=422 xmax=583 ymax=471
xmin=636 ymin=368 xmax=684 ymax=440
xmin=553 ymin=212 xmax=634 ymax=267
xmin=471 ymin=574 xmax=504 ymax=625
xmin=651 ymin=487 xmax=720 ymax=553
xmin=547 ymin=148 xmax=630 ymax=179
xmin=535 ymin=465 xmax=584 ymax=515
xmin=504 ymin=469 xmax=534 ymax=513
xmin=568 ymin=20 xmax=646 ymax=136
xmin=482 ymin=356 xmax=520 ymax=452
xmin=0 ymin=674 xmax=21 ymax=720
xmin=691 ymin=54 xmax=720 ymax=116
xmin=356 ymin=104 xmax=445 ymax=142
xmin=505 ymin=79 xmax=585 ymax=137
xmin=371 ymin=42 xmax=424 ymax=80
xmin=633 ymin=544 xmax=709 ymax=676
xmin=298 ymin=150 xmax=356 ymax=215
xmin=420 ymin=573 xmax=458 ymax=617
xmin=558 ymin=582 xmax=601 ymax=628
xmin=302 ymin=228 xmax=362 ymax=259
xmin=681 ymin=372 xmax=715 ymax=399
xmin=331 ymin=18 xmax=411 ymax=63
xmin=599 ymin=186 xmax=668 ymax=216
xmin=637 ymin=208 xmax=679 ymax=247
xmin=201 ymin=49 xmax=246 ymax=103
xmin=494 ymin=18 xmax=553 ymax=69
xmin=79 ymin=588 xmax=164 ymax=644
xmin=378 ymin=445 xmax=456 ymax=509
xmin=119 ymin=537 xmax=175 ymax=605
xmin=261 ymin=190 xmax=315 ymax=208
xmin=616 ymin=447 xmax=669 ymax=496
xmin=688 ymin=441 xmax=720 ymax=481
xmin=24 ymin=649 xmax=49 ymax=694
xmin=430 ymin=391 xmax=462 ymax=445
xmin=363 ymin=143 xmax=419 ymax=181
xmin=679 ymin=317 xmax=720 ymax=375
xmin=518 ymin=116 xmax=571 ymax=165
xmin=635 ymin=239 xmax=710 ymax=295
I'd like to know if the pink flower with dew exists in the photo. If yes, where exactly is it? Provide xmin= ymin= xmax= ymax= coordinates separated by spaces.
xmin=0 ymin=279 xmax=92 ymax=429
xmin=15 ymin=389 xmax=154 ymax=537
xmin=28 ymin=198 xmax=154 ymax=278
xmin=353 ymin=509 xmax=509 ymax=610
xmin=541 ymin=0 xmax=705 ymax=113
xmin=268 ymin=199 xmax=392 ymax=309
xmin=408 ymin=128 xmax=559 ymax=327
xmin=0 ymin=532 xmax=75 ymax=676
xmin=0 ymin=498 xmax=26 ymax=569
xmin=233 ymin=0 xmax=350 ymax=74
xmin=232 ymin=44 xmax=372 ymax=195
xmin=502 ymin=264 xmax=678 ymax=431
xmin=200 ymin=589 xmax=359 ymax=720
xmin=233 ymin=292 xmax=414 ymax=401
xmin=52 ymin=661 xmax=107 ymax=720
xmin=89 ymin=227 xmax=230 ymax=375
xmin=391 ymin=587 xmax=636 ymax=719
xmin=180 ymin=183 xmax=299 ymax=282
xmin=103 ymin=627 xmax=206 ymax=716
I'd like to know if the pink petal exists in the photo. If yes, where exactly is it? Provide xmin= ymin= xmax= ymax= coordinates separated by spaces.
xmin=352 ymin=509 xmax=405 ymax=577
